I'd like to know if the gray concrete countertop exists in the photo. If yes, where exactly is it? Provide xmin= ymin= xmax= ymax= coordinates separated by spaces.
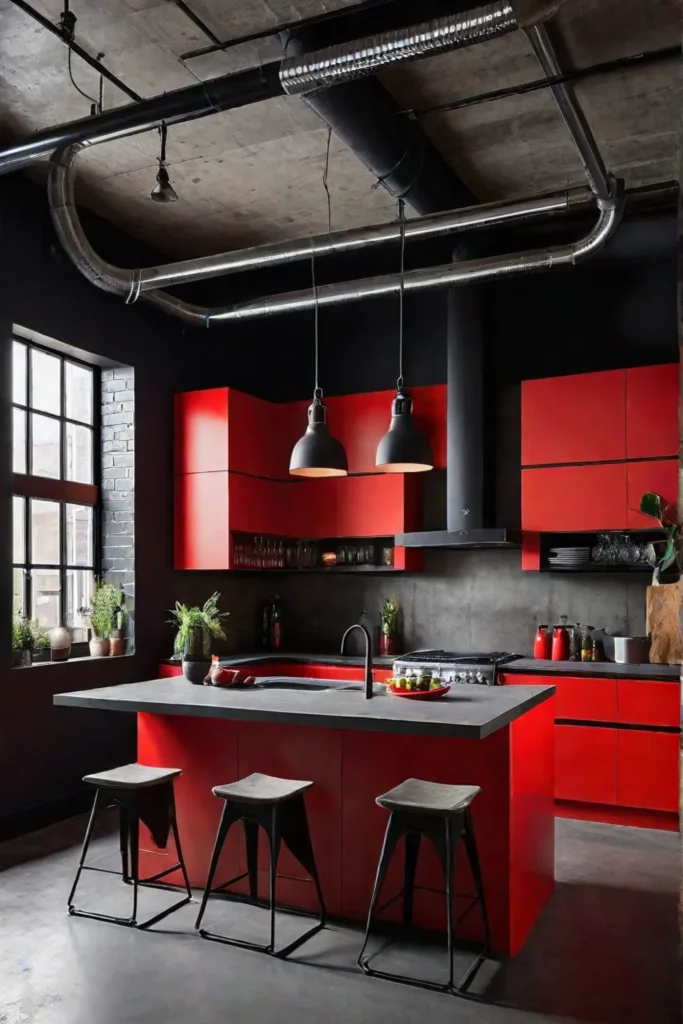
xmin=160 ymin=652 xmax=397 ymax=669
xmin=504 ymin=659 xmax=680 ymax=681
xmin=54 ymin=677 xmax=555 ymax=740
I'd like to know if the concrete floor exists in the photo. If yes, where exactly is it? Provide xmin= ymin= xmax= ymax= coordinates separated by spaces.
xmin=0 ymin=816 xmax=680 ymax=1024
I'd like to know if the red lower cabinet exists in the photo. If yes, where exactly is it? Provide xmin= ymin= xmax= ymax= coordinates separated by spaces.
xmin=617 ymin=731 xmax=680 ymax=813
xmin=617 ymin=680 xmax=680 ymax=728
xmin=555 ymin=724 xmax=617 ymax=805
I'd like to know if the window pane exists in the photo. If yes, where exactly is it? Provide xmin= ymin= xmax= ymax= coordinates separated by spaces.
xmin=13 ymin=408 xmax=26 ymax=473
xmin=32 ymin=413 xmax=61 ymax=479
xmin=31 ymin=349 xmax=61 ymax=414
xmin=13 ymin=341 xmax=27 ymax=405
xmin=66 ymin=504 xmax=93 ymax=566
xmin=13 ymin=568 xmax=25 ymax=618
xmin=67 ymin=569 xmax=94 ymax=641
xmin=65 ymin=361 xmax=93 ymax=424
xmin=65 ymin=422 xmax=92 ymax=484
xmin=31 ymin=569 xmax=60 ymax=629
xmin=13 ymin=496 xmax=25 ymax=563
xmin=31 ymin=499 xmax=60 ymax=564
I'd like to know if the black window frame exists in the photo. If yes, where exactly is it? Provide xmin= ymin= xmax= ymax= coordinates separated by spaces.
xmin=11 ymin=336 xmax=101 ymax=632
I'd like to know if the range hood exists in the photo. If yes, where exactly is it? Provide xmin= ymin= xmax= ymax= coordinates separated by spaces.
xmin=395 ymin=266 xmax=520 ymax=550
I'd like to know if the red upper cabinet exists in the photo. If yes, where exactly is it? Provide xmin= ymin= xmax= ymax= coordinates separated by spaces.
xmin=175 ymin=471 xmax=230 ymax=569
xmin=626 ymin=364 xmax=679 ymax=460
xmin=522 ymin=370 xmax=626 ymax=467
xmin=522 ymin=464 xmax=628 ymax=532
xmin=337 ymin=475 xmax=419 ymax=538
xmin=626 ymin=459 xmax=678 ymax=529
xmin=175 ymin=388 xmax=229 ymax=474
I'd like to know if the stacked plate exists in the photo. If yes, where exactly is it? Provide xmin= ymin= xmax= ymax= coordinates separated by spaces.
xmin=548 ymin=546 xmax=590 ymax=568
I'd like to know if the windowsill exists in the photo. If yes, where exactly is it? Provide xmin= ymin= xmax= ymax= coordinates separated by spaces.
xmin=12 ymin=652 xmax=135 ymax=670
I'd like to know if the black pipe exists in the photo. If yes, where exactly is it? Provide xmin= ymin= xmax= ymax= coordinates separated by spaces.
xmin=10 ymin=0 xmax=142 ymax=102
xmin=170 ymin=0 xmax=223 ymax=47
xmin=406 ymin=44 xmax=681 ymax=119
xmin=0 ymin=62 xmax=283 ymax=174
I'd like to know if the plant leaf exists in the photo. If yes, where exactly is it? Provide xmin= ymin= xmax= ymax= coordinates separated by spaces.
xmin=640 ymin=492 xmax=664 ymax=522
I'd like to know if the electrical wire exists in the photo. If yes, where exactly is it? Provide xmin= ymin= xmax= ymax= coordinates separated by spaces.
xmin=397 ymin=196 xmax=405 ymax=391
xmin=322 ymin=125 xmax=333 ymax=238
xmin=311 ymin=245 xmax=320 ymax=398
xmin=67 ymin=44 xmax=99 ymax=109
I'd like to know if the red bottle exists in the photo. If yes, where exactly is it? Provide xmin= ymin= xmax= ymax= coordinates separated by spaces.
xmin=533 ymin=625 xmax=551 ymax=660
xmin=551 ymin=622 xmax=570 ymax=661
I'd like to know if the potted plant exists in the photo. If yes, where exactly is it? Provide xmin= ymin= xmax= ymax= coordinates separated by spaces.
xmin=379 ymin=597 xmax=401 ymax=657
xmin=84 ymin=581 xmax=126 ymax=657
xmin=110 ymin=602 xmax=128 ymax=657
xmin=639 ymin=491 xmax=682 ymax=664
xmin=12 ymin=616 xmax=50 ymax=667
xmin=167 ymin=592 xmax=229 ymax=683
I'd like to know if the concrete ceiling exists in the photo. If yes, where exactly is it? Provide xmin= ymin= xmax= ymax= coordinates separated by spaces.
xmin=0 ymin=0 xmax=679 ymax=257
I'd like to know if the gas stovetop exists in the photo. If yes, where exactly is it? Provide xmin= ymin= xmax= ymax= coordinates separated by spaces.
xmin=392 ymin=650 xmax=522 ymax=685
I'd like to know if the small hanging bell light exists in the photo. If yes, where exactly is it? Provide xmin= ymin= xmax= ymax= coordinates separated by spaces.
xmin=375 ymin=198 xmax=434 ymax=474
xmin=151 ymin=123 xmax=178 ymax=203
xmin=289 ymin=249 xmax=348 ymax=478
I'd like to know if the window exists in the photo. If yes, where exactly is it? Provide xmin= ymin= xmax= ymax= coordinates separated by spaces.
xmin=12 ymin=338 xmax=99 ymax=638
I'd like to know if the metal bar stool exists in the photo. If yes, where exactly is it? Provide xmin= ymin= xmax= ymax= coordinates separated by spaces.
xmin=357 ymin=778 xmax=491 ymax=994
xmin=195 ymin=772 xmax=326 ymax=958
xmin=67 ymin=763 xmax=192 ymax=929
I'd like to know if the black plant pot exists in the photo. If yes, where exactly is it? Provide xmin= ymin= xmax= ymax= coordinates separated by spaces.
xmin=183 ymin=656 xmax=210 ymax=685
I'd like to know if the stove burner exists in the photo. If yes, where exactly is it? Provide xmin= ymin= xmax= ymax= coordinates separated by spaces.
xmin=392 ymin=650 xmax=523 ymax=685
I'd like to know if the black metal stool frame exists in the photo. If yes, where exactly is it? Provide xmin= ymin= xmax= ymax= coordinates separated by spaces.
xmin=67 ymin=782 xmax=193 ymax=929
xmin=357 ymin=806 xmax=491 ymax=994
xmin=195 ymin=792 xmax=326 ymax=958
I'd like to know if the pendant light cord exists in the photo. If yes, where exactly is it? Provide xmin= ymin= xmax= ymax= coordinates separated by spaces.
xmin=397 ymin=196 xmax=406 ymax=391
xmin=159 ymin=122 xmax=168 ymax=166
xmin=312 ymin=246 xmax=321 ymax=399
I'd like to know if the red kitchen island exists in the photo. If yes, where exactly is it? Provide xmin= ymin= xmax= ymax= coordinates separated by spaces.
xmin=54 ymin=675 xmax=555 ymax=957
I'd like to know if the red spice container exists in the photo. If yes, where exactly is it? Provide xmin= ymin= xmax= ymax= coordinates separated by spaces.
xmin=551 ymin=617 xmax=570 ymax=661
xmin=533 ymin=625 xmax=551 ymax=660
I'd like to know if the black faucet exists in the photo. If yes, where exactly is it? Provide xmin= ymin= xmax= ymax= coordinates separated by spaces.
xmin=340 ymin=624 xmax=374 ymax=700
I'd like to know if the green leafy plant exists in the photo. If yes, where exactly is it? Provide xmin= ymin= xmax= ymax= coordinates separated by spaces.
xmin=380 ymin=597 xmax=400 ymax=638
xmin=167 ymin=592 xmax=229 ymax=659
xmin=12 ymin=616 xmax=50 ymax=651
xmin=83 ymin=581 xmax=126 ymax=639
xmin=639 ymin=492 xmax=681 ymax=585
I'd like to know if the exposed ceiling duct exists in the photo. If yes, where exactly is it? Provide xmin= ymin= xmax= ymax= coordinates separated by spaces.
xmin=0 ymin=0 xmax=531 ymax=176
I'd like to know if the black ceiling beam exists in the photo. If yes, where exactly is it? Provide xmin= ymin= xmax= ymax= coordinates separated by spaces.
xmin=170 ymin=0 xmax=223 ymax=48
xmin=10 ymin=0 xmax=142 ymax=103
xmin=179 ymin=0 xmax=403 ymax=62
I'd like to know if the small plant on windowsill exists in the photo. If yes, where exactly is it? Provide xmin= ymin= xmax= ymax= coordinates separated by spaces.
xmin=167 ymin=592 xmax=229 ymax=683
xmin=81 ymin=581 xmax=127 ymax=658
xmin=12 ymin=615 xmax=50 ymax=668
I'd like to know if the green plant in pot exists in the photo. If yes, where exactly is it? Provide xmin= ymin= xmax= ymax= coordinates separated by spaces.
xmin=84 ymin=581 xmax=126 ymax=657
xmin=379 ymin=597 xmax=401 ymax=656
xmin=639 ymin=491 xmax=682 ymax=665
xmin=12 ymin=615 xmax=50 ymax=667
xmin=168 ymin=592 xmax=229 ymax=683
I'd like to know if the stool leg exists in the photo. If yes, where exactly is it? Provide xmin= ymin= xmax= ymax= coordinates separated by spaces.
xmin=267 ymin=806 xmax=282 ymax=953
xmin=279 ymin=794 xmax=326 ymax=922
xmin=403 ymin=831 xmax=421 ymax=928
xmin=195 ymin=804 xmax=232 ymax=931
xmin=243 ymin=819 xmax=260 ymax=901
xmin=170 ymin=789 xmax=193 ymax=901
xmin=67 ymin=789 xmax=100 ymax=912
xmin=462 ymin=808 xmax=491 ymax=947
xmin=129 ymin=798 xmax=140 ymax=926
xmin=357 ymin=813 xmax=402 ymax=969
xmin=444 ymin=818 xmax=456 ymax=990
xmin=119 ymin=803 xmax=130 ymax=883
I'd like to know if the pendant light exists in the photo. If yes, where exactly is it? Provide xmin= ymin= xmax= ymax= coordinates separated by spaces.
xmin=151 ymin=123 xmax=178 ymax=203
xmin=375 ymin=198 xmax=434 ymax=473
xmin=289 ymin=249 xmax=348 ymax=478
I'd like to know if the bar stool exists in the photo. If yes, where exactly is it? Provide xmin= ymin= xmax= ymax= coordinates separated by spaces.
xmin=357 ymin=778 xmax=490 ymax=994
xmin=195 ymin=772 xmax=326 ymax=958
xmin=67 ymin=763 xmax=192 ymax=929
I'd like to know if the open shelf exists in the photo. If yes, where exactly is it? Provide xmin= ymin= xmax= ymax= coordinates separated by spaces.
xmin=539 ymin=528 xmax=672 ymax=577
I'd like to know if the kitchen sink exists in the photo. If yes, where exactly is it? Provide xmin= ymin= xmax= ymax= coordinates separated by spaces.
xmin=253 ymin=677 xmax=357 ymax=692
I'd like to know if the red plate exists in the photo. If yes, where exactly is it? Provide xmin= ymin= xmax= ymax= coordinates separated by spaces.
xmin=388 ymin=684 xmax=451 ymax=700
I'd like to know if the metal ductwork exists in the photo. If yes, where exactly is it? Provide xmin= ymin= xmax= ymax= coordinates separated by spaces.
xmin=0 ymin=0 xmax=527 ymax=176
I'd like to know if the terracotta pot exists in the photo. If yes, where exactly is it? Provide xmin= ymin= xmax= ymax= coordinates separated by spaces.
xmin=89 ymin=637 xmax=110 ymax=657
xmin=646 ymin=581 xmax=683 ymax=664
xmin=380 ymin=634 xmax=399 ymax=656
xmin=109 ymin=636 xmax=125 ymax=657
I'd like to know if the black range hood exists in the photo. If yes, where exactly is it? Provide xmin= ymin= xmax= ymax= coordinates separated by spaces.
xmin=395 ymin=252 xmax=519 ymax=550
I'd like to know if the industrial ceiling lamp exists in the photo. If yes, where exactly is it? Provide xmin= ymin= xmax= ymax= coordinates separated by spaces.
xmin=150 ymin=123 xmax=178 ymax=203
xmin=376 ymin=198 xmax=434 ymax=473
xmin=289 ymin=249 xmax=348 ymax=478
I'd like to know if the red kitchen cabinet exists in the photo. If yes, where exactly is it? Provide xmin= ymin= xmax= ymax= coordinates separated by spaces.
xmin=175 ymin=388 xmax=229 ymax=474
xmin=228 ymin=473 xmax=284 ymax=537
xmin=522 ymin=464 xmax=628 ymax=532
xmin=617 ymin=680 xmax=680 ymax=728
xmin=175 ymin=471 xmax=230 ymax=569
xmin=617 ymin=730 xmax=680 ymax=812
xmin=553 ymin=676 xmax=617 ymax=722
xmin=291 ymin=479 xmax=338 ymax=539
xmin=626 ymin=364 xmax=679 ymax=460
xmin=626 ymin=458 xmax=678 ymax=528
xmin=555 ymin=724 xmax=617 ymax=805
xmin=158 ymin=663 xmax=183 ymax=678
xmin=337 ymin=474 xmax=420 ymax=537
xmin=522 ymin=370 xmax=626 ymax=467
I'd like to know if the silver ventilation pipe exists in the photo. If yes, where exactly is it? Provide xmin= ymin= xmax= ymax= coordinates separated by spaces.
xmin=206 ymin=188 xmax=623 ymax=322
xmin=48 ymin=142 xmax=582 ymax=298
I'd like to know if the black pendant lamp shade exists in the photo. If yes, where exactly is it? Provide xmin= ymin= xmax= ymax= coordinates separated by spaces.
xmin=375 ymin=197 xmax=433 ymax=473
xmin=289 ymin=389 xmax=348 ymax=478
xmin=375 ymin=388 xmax=433 ymax=473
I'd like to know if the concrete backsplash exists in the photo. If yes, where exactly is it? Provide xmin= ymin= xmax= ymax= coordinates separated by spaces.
xmin=170 ymin=549 xmax=650 ymax=658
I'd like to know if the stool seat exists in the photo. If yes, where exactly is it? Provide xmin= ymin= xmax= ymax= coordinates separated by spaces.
xmin=83 ymin=763 xmax=182 ymax=790
xmin=376 ymin=778 xmax=480 ymax=816
xmin=213 ymin=772 xmax=313 ymax=804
